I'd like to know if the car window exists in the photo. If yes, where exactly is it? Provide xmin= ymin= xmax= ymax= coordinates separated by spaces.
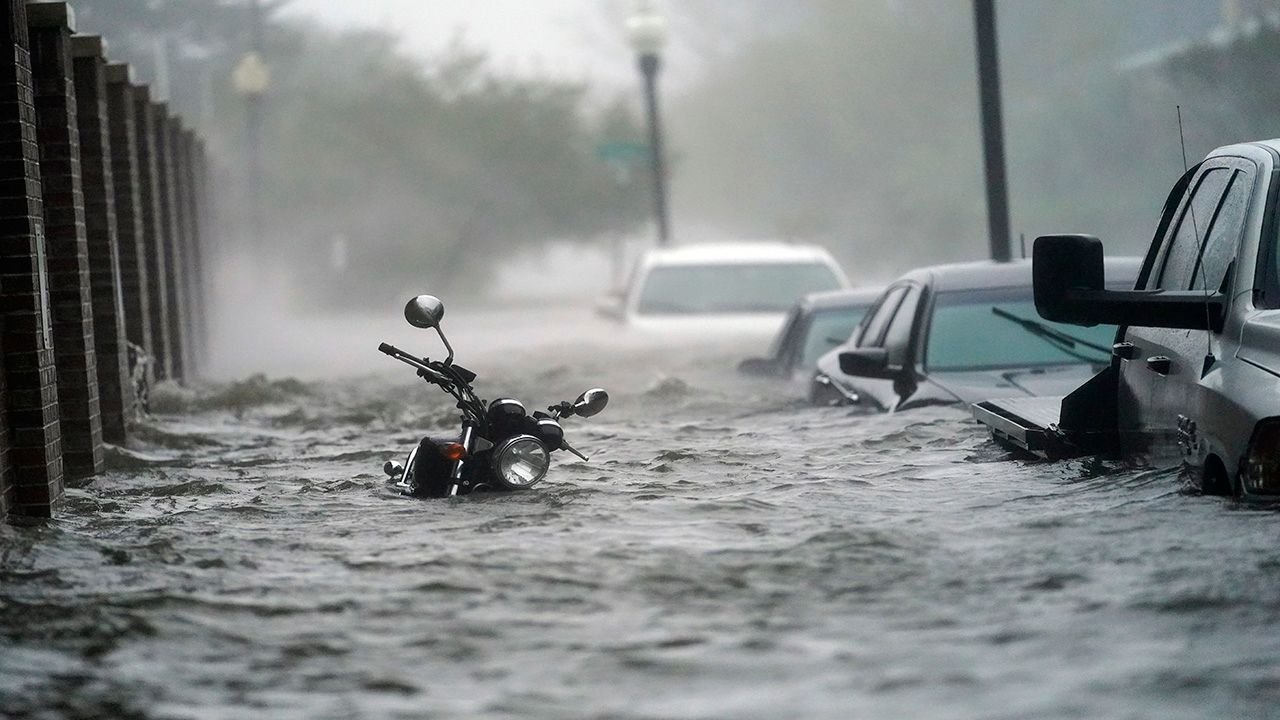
xmin=636 ymin=263 xmax=843 ymax=314
xmin=768 ymin=306 xmax=803 ymax=360
xmin=1192 ymin=168 xmax=1251 ymax=293
xmin=858 ymin=285 xmax=908 ymax=348
xmin=926 ymin=287 xmax=1118 ymax=371
xmin=882 ymin=285 xmax=921 ymax=367
xmin=798 ymin=305 xmax=870 ymax=368
xmin=1153 ymin=167 xmax=1231 ymax=290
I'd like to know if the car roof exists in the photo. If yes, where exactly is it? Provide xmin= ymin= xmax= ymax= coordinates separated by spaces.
xmin=640 ymin=241 xmax=837 ymax=266
xmin=1234 ymin=139 xmax=1280 ymax=157
xmin=896 ymin=257 xmax=1143 ymax=292
xmin=800 ymin=286 xmax=884 ymax=311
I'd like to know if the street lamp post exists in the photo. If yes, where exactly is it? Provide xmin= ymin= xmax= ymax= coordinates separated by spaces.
xmin=627 ymin=0 xmax=671 ymax=246
xmin=232 ymin=0 xmax=269 ymax=245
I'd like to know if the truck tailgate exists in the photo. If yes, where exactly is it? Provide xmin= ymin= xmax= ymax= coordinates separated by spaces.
xmin=972 ymin=396 xmax=1065 ymax=459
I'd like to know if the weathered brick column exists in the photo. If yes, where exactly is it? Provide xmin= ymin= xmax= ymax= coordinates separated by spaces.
xmin=177 ymin=128 xmax=203 ymax=374
xmin=72 ymin=34 xmax=129 ymax=444
xmin=0 ymin=0 xmax=62 ymax=517
xmin=190 ymin=136 xmax=210 ymax=363
xmin=28 ymin=2 xmax=102 ymax=481
xmin=132 ymin=85 xmax=171 ymax=381
xmin=154 ymin=107 xmax=188 ymax=381
xmin=105 ymin=63 xmax=150 ymax=366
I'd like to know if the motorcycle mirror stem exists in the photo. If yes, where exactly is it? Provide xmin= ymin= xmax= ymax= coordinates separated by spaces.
xmin=433 ymin=326 xmax=455 ymax=366
xmin=560 ymin=439 xmax=589 ymax=462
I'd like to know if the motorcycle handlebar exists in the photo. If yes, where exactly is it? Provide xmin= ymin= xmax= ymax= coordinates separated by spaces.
xmin=379 ymin=341 xmax=451 ymax=386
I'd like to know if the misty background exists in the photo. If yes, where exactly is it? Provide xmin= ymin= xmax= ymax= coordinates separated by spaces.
xmin=69 ymin=0 xmax=1280 ymax=372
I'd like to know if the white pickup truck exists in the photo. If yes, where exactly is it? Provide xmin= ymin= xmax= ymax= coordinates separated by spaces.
xmin=598 ymin=242 xmax=849 ymax=341
xmin=974 ymin=139 xmax=1280 ymax=500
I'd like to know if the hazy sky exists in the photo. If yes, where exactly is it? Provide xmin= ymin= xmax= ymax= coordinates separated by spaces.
xmin=281 ymin=0 xmax=638 ymax=87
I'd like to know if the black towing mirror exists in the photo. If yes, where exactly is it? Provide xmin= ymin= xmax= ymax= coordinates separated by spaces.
xmin=838 ymin=347 xmax=900 ymax=380
xmin=1034 ymin=234 xmax=1225 ymax=332
xmin=737 ymin=357 xmax=781 ymax=377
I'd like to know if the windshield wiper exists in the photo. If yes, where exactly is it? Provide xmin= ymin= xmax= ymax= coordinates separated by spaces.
xmin=990 ymin=306 xmax=1111 ymax=364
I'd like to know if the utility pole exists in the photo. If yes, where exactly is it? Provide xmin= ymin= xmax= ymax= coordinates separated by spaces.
xmin=973 ymin=0 xmax=1012 ymax=262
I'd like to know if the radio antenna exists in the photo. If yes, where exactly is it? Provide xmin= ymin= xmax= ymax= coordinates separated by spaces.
xmin=1177 ymin=105 xmax=1191 ymax=175
xmin=1176 ymin=105 xmax=1216 ymax=371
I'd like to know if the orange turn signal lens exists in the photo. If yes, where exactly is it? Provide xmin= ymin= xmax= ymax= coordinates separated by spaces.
xmin=440 ymin=442 xmax=468 ymax=461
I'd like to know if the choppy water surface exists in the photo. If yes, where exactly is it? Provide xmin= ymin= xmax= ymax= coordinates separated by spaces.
xmin=3 ymin=308 xmax=1280 ymax=719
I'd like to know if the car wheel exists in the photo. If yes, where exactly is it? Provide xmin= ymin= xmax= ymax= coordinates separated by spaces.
xmin=1200 ymin=455 xmax=1232 ymax=497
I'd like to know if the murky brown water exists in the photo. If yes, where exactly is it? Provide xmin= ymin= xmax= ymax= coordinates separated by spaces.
xmin=2 ymin=308 xmax=1279 ymax=719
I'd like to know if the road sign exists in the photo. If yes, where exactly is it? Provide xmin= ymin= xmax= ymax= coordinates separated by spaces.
xmin=594 ymin=141 xmax=648 ymax=161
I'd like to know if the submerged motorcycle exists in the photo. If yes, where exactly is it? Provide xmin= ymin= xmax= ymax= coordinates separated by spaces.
xmin=379 ymin=294 xmax=608 ymax=498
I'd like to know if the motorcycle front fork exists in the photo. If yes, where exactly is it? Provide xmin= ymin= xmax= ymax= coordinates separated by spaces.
xmin=447 ymin=422 xmax=478 ymax=497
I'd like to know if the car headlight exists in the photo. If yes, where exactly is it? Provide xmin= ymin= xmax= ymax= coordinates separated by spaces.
xmin=491 ymin=434 xmax=550 ymax=490
xmin=1242 ymin=419 xmax=1280 ymax=495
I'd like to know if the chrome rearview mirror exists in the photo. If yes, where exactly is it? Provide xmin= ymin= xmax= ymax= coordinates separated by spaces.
xmin=403 ymin=294 xmax=455 ymax=365
xmin=572 ymin=388 xmax=609 ymax=418
xmin=404 ymin=295 xmax=445 ymax=329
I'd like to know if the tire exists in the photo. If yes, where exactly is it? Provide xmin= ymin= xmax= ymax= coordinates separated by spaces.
xmin=1200 ymin=456 xmax=1232 ymax=497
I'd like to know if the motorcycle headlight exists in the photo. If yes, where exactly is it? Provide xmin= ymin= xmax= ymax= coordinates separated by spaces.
xmin=491 ymin=434 xmax=550 ymax=490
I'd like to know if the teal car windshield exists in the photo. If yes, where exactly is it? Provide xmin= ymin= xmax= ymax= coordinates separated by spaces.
xmin=800 ymin=307 xmax=869 ymax=368
xmin=637 ymin=263 xmax=843 ymax=314
xmin=926 ymin=288 xmax=1116 ymax=371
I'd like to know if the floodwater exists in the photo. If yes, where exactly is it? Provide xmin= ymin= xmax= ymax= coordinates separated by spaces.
xmin=2 ymin=306 xmax=1279 ymax=720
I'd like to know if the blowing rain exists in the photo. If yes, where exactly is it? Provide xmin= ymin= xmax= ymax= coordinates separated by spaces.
xmin=2 ymin=1 xmax=1279 ymax=718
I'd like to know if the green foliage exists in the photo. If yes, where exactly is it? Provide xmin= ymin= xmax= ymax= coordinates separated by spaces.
xmin=73 ymin=1 xmax=650 ymax=306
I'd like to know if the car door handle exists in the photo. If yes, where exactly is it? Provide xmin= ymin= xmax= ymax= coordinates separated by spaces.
xmin=1113 ymin=342 xmax=1139 ymax=359
xmin=1146 ymin=356 xmax=1172 ymax=375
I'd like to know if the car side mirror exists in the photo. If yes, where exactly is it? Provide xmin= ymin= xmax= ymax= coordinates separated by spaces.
xmin=1034 ymin=234 xmax=1224 ymax=331
xmin=737 ymin=357 xmax=781 ymax=377
xmin=838 ymin=347 xmax=898 ymax=380
xmin=595 ymin=295 xmax=624 ymax=321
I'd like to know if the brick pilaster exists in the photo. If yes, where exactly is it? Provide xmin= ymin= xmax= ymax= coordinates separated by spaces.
xmin=175 ymin=128 xmax=202 ymax=375
xmin=177 ymin=130 xmax=204 ymax=368
xmin=28 ymin=2 xmax=102 ymax=481
xmin=0 ymin=325 xmax=7 ymax=518
xmin=71 ymin=34 xmax=129 ymax=444
xmin=104 ymin=63 xmax=149 ymax=366
xmin=153 ymin=107 xmax=187 ymax=382
xmin=132 ymin=85 xmax=171 ymax=381
xmin=0 ymin=0 xmax=63 ymax=517
xmin=191 ymin=136 xmax=210 ymax=362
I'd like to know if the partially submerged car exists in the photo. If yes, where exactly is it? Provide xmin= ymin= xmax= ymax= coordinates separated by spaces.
xmin=811 ymin=258 xmax=1141 ymax=410
xmin=974 ymin=140 xmax=1280 ymax=500
xmin=597 ymin=242 xmax=849 ymax=340
xmin=738 ymin=286 xmax=881 ymax=390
